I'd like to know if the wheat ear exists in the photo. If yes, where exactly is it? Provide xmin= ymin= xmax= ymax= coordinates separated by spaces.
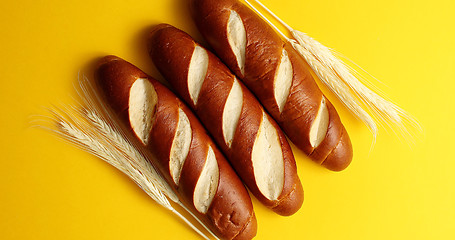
xmin=244 ymin=0 xmax=420 ymax=142
xmin=82 ymin=75 xmax=220 ymax=239
xmin=39 ymin=75 xmax=219 ymax=240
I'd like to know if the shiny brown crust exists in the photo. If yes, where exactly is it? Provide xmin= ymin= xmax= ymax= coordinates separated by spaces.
xmin=95 ymin=55 xmax=256 ymax=240
xmin=190 ymin=0 xmax=353 ymax=171
xmin=149 ymin=24 xmax=303 ymax=215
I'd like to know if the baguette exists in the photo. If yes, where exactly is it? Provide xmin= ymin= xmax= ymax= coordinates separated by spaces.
xmin=95 ymin=55 xmax=257 ymax=240
xmin=149 ymin=24 xmax=303 ymax=216
xmin=190 ymin=0 xmax=353 ymax=171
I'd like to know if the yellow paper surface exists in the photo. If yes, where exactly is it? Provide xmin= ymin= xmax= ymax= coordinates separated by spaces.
xmin=1 ymin=0 xmax=454 ymax=239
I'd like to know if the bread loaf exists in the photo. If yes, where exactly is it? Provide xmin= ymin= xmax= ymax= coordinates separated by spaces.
xmin=95 ymin=55 xmax=257 ymax=240
xmin=190 ymin=0 xmax=353 ymax=171
xmin=149 ymin=24 xmax=304 ymax=216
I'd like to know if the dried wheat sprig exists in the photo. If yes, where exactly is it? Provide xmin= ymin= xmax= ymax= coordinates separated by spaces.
xmin=48 ymin=106 xmax=212 ymax=240
xmin=244 ymin=0 xmax=421 ymax=142
xmin=38 ymin=75 xmax=221 ymax=240
xmin=242 ymin=1 xmax=375 ymax=131
xmin=291 ymin=32 xmax=421 ymax=140
xmin=77 ymin=75 xmax=220 ymax=240
xmin=289 ymin=41 xmax=378 ymax=137
xmin=76 ymin=77 xmax=179 ymax=203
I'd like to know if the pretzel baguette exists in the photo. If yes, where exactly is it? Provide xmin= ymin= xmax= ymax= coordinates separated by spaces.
xmin=190 ymin=0 xmax=353 ymax=171
xmin=149 ymin=24 xmax=303 ymax=216
xmin=95 ymin=56 xmax=256 ymax=240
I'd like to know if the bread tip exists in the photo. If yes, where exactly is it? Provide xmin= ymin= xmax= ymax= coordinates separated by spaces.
xmin=271 ymin=180 xmax=304 ymax=216
xmin=233 ymin=213 xmax=257 ymax=240
xmin=321 ymin=129 xmax=353 ymax=171
xmin=150 ymin=23 xmax=173 ymax=35
xmin=148 ymin=24 xmax=174 ymax=53
xmin=97 ymin=55 xmax=122 ymax=68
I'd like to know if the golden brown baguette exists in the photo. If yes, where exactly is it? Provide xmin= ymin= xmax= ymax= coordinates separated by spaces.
xmin=149 ymin=24 xmax=303 ymax=216
xmin=95 ymin=55 xmax=257 ymax=240
xmin=190 ymin=0 xmax=353 ymax=171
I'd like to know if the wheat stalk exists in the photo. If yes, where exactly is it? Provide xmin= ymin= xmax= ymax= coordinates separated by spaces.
xmin=244 ymin=0 xmax=421 ymax=142
xmin=38 ymin=75 xmax=221 ymax=240
xmin=289 ymin=41 xmax=378 ymax=136
xmin=82 ymin=75 xmax=221 ymax=239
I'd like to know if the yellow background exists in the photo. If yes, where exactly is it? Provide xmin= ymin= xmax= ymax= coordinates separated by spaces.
xmin=1 ymin=0 xmax=454 ymax=239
